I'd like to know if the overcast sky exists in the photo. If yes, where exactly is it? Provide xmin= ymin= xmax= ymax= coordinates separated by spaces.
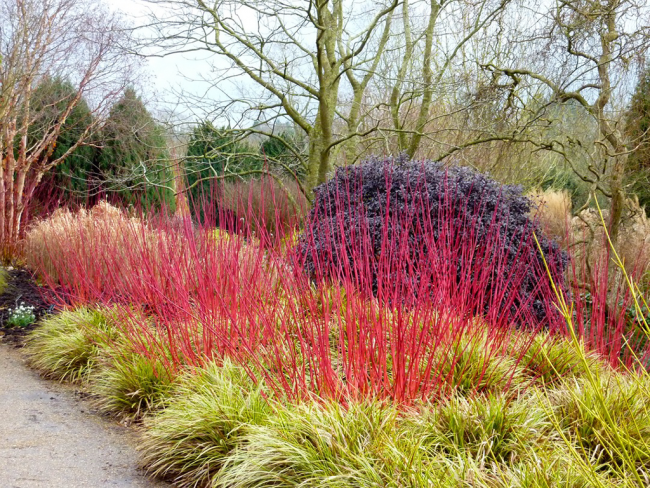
xmin=108 ymin=0 xmax=219 ymax=123
xmin=110 ymin=0 xmax=170 ymax=90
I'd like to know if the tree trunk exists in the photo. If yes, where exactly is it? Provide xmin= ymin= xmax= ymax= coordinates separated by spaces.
xmin=607 ymin=155 xmax=626 ymax=244
xmin=307 ymin=118 xmax=324 ymax=191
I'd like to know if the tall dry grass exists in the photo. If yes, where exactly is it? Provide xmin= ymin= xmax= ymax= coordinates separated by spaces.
xmin=571 ymin=200 xmax=650 ymax=300
xmin=528 ymin=189 xmax=650 ymax=280
xmin=23 ymin=201 xmax=141 ymax=284
xmin=525 ymin=189 xmax=648 ymax=357
xmin=528 ymin=188 xmax=572 ymax=245
xmin=23 ymin=201 xmax=209 ymax=302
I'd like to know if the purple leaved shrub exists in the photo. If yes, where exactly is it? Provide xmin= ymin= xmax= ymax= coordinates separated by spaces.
xmin=298 ymin=155 xmax=567 ymax=326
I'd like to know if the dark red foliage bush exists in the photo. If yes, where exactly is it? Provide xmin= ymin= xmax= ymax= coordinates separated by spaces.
xmin=298 ymin=155 xmax=567 ymax=325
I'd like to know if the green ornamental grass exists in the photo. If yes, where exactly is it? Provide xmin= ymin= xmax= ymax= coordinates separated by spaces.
xmin=434 ymin=329 xmax=526 ymax=396
xmin=140 ymin=359 xmax=270 ymax=487
xmin=513 ymin=332 xmax=606 ymax=385
xmin=0 ymin=266 xmax=9 ymax=295
xmin=407 ymin=394 xmax=548 ymax=465
xmin=26 ymin=307 xmax=116 ymax=382
xmin=89 ymin=349 xmax=175 ymax=420
xmin=214 ymin=401 xmax=404 ymax=488
xmin=546 ymin=373 xmax=650 ymax=475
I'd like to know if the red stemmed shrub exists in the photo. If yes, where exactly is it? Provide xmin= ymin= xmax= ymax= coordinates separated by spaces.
xmin=565 ymin=235 xmax=650 ymax=369
xmin=23 ymin=168 xmax=581 ymax=404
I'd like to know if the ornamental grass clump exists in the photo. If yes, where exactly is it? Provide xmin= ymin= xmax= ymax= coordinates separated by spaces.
xmin=26 ymin=307 xmax=118 ymax=383
xmin=89 ymin=349 xmax=175 ymax=420
xmin=141 ymin=360 xmax=271 ymax=487
xmin=23 ymin=201 xmax=201 ymax=307
xmin=403 ymin=393 xmax=548 ymax=465
xmin=23 ymin=201 xmax=140 ymax=286
xmin=87 ymin=312 xmax=180 ymax=420
xmin=546 ymin=373 xmax=650 ymax=476
xmin=0 ymin=266 xmax=8 ymax=294
xmin=430 ymin=326 xmax=527 ymax=396
xmin=508 ymin=332 xmax=607 ymax=385
xmin=214 ymin=401 xmax=403 ymax=488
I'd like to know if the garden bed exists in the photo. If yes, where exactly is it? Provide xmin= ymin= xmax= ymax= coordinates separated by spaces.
xmin=16 ymin=166 xmax=650 ymax=487
xmin=0 ymin=267 xmax=54 ymax=346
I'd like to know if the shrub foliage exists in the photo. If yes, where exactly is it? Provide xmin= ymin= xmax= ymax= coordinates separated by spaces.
xmin=299 ymin=155 xmax=566 ymax=324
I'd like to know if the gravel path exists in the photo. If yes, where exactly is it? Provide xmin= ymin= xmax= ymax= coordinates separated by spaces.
xmin=0 ymin=343 xmax=169 ymax=488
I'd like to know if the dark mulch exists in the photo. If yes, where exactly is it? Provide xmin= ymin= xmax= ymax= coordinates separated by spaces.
xmin=0 ymin=267 xmax=55 ymax=347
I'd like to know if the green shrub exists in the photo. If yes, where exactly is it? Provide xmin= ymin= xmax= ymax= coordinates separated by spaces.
xmin=140 ymin=360 xmax=270 ymax=487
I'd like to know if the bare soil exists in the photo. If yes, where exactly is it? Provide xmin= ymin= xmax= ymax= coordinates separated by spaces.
xmin=0 ymin=267 xmax=53 ymax=346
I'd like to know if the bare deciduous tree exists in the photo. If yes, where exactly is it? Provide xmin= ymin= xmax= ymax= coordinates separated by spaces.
xmin=145 ymin=0 xmax=400 ymax=190
xmin=0 ymin=0 xmax=136 ymax=251
xmin=381 ymin=0 xmax=509 ymax=159
xmin=482 ymin=0 xmax=650 ymax=240
xmin=145 ymin=0 xmax=519 ymax=196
